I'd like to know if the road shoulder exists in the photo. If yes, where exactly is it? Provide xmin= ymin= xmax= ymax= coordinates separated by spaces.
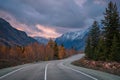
xmin=0 ymin=63 xmax=31 ymax=78
xmin=63 ymin=59 xmax=120 ymax=80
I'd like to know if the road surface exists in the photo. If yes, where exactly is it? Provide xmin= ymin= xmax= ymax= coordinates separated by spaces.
xmin=0 ymin=54 xmax=120 ymax=80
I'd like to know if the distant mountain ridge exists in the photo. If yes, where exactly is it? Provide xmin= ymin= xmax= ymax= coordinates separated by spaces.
xmin=0 ymin=18 xmax=89 ymax=49
xmin=0 ymin=18 xmax=37 ymax=46
xmin=55 ymin=29 xmax=89 ymax=50
xmin=34 ymin=37 xmax=49 ymax=44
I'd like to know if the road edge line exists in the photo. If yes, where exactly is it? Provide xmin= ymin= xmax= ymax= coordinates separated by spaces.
xmin=0 ymin=67 xmax=25 ymax=79
xmin=60 ymin=62 xmax=98 ymax=80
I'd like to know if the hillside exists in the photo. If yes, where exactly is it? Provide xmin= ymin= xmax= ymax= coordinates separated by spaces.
xmin=0 ymin=18 xmax=37 ymax=46
xmin=55 ymin=29 xmax=89 ymax=50
xmin=34 ymin=37 xmax=49 ymax=45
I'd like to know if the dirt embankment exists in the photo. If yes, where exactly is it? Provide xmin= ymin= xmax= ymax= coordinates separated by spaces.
xmin=72 ymin=58 xmax=120 ymax=76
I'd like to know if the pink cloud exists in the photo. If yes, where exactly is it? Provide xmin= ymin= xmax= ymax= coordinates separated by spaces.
xmin=36 ymin=24 xmax=61 ymax=38
xmin=0 ymin=10 xmax=61 ymax=38
xmin=0 ymin=10 xmax=31 ymax=32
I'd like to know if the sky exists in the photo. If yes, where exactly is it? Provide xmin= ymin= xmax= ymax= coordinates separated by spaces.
xmin=0 ymin=0 xmax=120 ymax=38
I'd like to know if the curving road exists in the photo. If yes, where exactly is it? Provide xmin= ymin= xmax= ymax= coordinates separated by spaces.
xmin=0 ymin=54 xmax=120 ymax=80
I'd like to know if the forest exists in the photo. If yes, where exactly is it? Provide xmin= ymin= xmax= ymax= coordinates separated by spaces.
xmin=0 ymin=39 xmax=76 ymax=69
xmin=85 ymin=1 xmax=120 ymax=62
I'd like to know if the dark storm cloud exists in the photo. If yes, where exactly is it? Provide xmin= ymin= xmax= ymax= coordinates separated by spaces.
xmin=0 ymin=0 xmax=84 ymax=28
xmin=0 ymin=0 xmax=120 ymax=38
xmin=0 ymin=0 xmax=102 ymax=27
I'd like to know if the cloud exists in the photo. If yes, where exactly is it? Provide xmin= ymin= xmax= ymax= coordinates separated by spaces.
xmin=0 ymin=10 xmax=61 ymax=38
xmin=93 ymin=0 xmax=107 ymax=5
xmin=0 ymin=0 xmax=89 ymax=28
xmin=0 ymin=0 xmax=119 ymax=38
xmin=74 ymin=0 xmax=87 ymax=7
xmin=36 ymin=24 xmax=61 ymax=38
xmin=0 ymin=10 xmax=31 ymax=32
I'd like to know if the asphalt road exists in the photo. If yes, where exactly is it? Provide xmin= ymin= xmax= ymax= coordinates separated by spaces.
xmin=0 ymin=54 xmax=120 ymax=80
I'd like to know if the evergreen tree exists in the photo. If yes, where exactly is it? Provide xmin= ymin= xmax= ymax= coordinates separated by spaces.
xmin=95 ymin=38 xmax=106 ymax=61
xmin=110 ymin=35 xmax=120 ymax=61
xmin=102 ymin=1 xmax=120 ymax=60
xmin=47 ymin=39 xmax=54 ymax=48
xmin=85 ymin=36 xmax=92 ymax=58
xmin=85 ymin=21 xmax=100 ymax=60
xmin=47 ymin=39 xmax=59 ymax=59
xmin=53 ymin=42 xmax=59 ymax=59
xmin=90 ymin=21 xmax=100 ymax=48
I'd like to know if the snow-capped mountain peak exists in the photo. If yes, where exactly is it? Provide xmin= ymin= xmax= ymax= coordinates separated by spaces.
xmin=34 ymin=37 xmax=49 ymax=44
xmin=55 ymin=29 xmax=89 ymax=50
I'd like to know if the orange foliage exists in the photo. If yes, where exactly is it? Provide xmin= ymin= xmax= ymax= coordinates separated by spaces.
xmin=58 ymin=46 xmax=66 ymax=59
xmin=0 ymin=41 xmax=77 ymax=68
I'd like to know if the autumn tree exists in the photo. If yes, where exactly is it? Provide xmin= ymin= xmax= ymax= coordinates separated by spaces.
xmin=0 ymin=38 xmax=77 ymax=68
xmin=0 ymin=45 xmax=10 ymax=60
xmin=47 ymin=39 xmax=57 ymax=60
xmin=58 ymin=45 xmax=66 ymax=59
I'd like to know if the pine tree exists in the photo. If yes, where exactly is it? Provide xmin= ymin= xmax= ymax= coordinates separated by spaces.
xmin=47 ymin=39 xmax=54 ymax=48
xmin=110 ymin=35 xmax=120 ymax=61
xmin=85 ymin=36 xmax=92 ymax=58
xmin=53 ymin=42 xmax=59 ymax=59
xmin=90 ymin=21 xmax=100 ymax=48
xmin=102 ymin=1 xmax=120 ymax=60
xmin=47 ymin=39 xmax=59 ymax=59
xmin=95 ymin=38 xmax=106 ymax=61
xmin=85 ymin=21 xmax=100 ymax=60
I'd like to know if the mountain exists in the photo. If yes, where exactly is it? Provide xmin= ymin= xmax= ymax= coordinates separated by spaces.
xmin=55 ymin=29 xmax=89 ymax=50
xmin=34 ymin=37 xmax=49 ymax=44
xmin=0 ymin=18 xmax=37 ymax=46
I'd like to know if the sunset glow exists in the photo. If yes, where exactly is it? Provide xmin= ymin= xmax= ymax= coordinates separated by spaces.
xmin=0 ymin=0 xmax=120 ymax=78
xmin=36 ymin=24 xmax=61 ymax=38
xmin=0 ymin=0 xmax=119 ymax=38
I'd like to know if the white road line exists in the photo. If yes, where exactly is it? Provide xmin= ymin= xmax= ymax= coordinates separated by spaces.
xmin=60 ymin=62 xmax=98 ymax=80
xmin=44 ymin=63 xmax=49 ymax=80
xmin=0 ymin=67 xmax=24 ymax=79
